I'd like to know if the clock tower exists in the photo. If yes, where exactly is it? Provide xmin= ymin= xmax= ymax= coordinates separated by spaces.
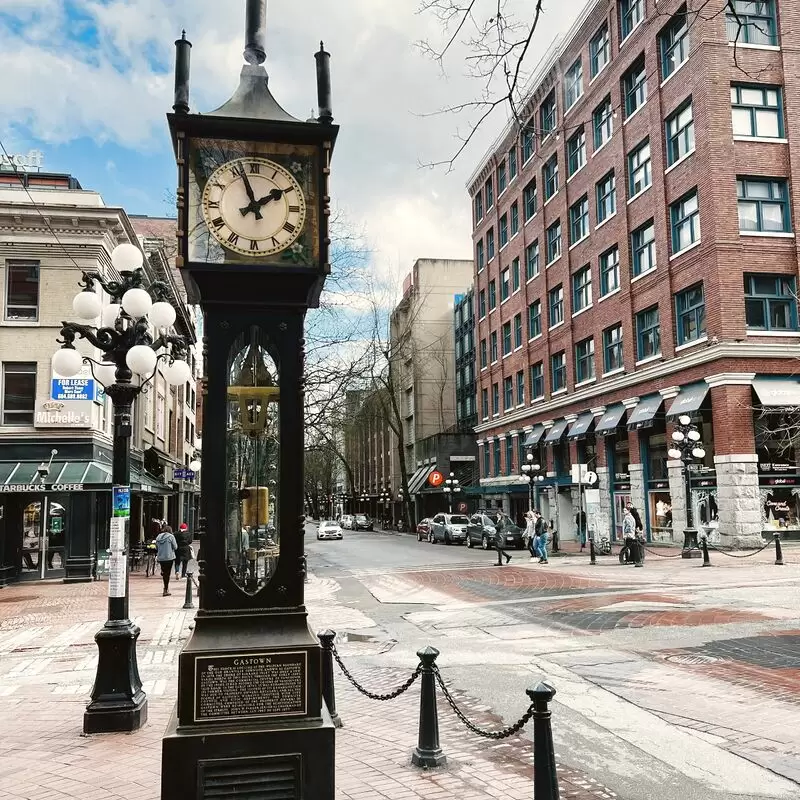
xmin=161 ymin=2 xmax=338 ymax=797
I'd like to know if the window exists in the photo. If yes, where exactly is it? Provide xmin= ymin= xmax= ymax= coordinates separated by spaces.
xmin=526 ymin=240 xmax=540 ymax=280
xmin=4 ymin=260 xmax=40 ymax=321
xmin=480 ymin=338 xmax=488 ymax=368
xmin=504 ymin=376 xmax=514 ymax=410
xmin=565 ymin=59 xmax=583 ymax=109
xmin=482 ymin=441 xmax=490 ymax=474
xmin=631 ymin=220 xmax=656 ymax=276
xmin=505 ymin=437 xmax=514 ymax=472
xmin=569 ymin=195 xmax=589 ymax=244
xmin=731 ymin=85 xmax=783 ymax=138
xmin=671 ymin=189 xmax=700 ymax=253
xmin=620 ymin=0 xmax=644 ymax=41
xmin=549 ymin=284 xmax=564 ymax=327
xmin=530 ymin=362 xmax=544 ymax=399
xmin=551 ymin=351 xmax=566 ymax=393
xmin=600 ymin=245 xmax=620 ymax=295
xmin=660 ymin=7 xmax=689 ymax=79
xmin=546 ymin=220 xmax=562 ymax=263
xmin=502 ymin=321 xmax=512 ymax=355
xmin=514 ymin=313 xmax=523 ymax=349
xmin=567 ymin=128 xmax=586 ymax=177
xmin=1 ymin=362 xmax=36 ymax=425
xmin=540 ymin=92 xmax=556 ymax=138
xmin=510 ymin=202 xmax=519 ymax=236
xmin=512 ymin=257 xmax=520 ymax=291
xmin=594 ymin=96 xmax=613 ymax=149
xmin=494 ymin=439 xmax=501 ymax=475
xmin=485 ymin=177 xmax=494 ymax=209
xmin=744 ymin=274 xmax=798 ymax=331
xmin=596 ymin=171 xmax=616 ymax=223
xmin=623 ymin=56 xmax=647 ymax=117
xmin=523 ymin=179 xmax=538 ymax=220
xmin=492 ymin=382 xmax=500 ymax=415
xmin=501 ymin=269 xmax=510 ymax=302
xmin=675 ymin=283 xmax=706 ymax=344
xmin=528 ymin=300 xmax=542 ymax=339
xmin=513 ymin=371 xmax=523 ymax=406
xmin=499 ymin=214 xmax=509 ymax=248
xmin=479 ymin=289 xmax=486 ymax=317
xmin=476 ymin=239 xmax=485 ymax=271
xmin=572 ymin=265 xmax=592 ymax=312
xmin=482 ymin=387 xmax=489 ymax=420
xmin=628 ymin=138 xmax=651 ymax=197
xmin=474 ymin=191 xmax=484 ymax=222
xmin=666 ymin=99 xmax=695 ymax=165
xmin=726 ymin=0 xmax=777 ymax=46
xmin=737 ymin=178 xmax=791 ymax=232
xmin=487 ymin=227 xmax=495 ymax=260
xmin=590 ymin=23 xmax=610 ymax=78
xmin=490 ymin=331 xmax=498 ymax=361
xmin=543 ymin=155 xmax=559 ymax=200
xmin=603 ymin=324 xmax=623 ymax=372
xmin=522 ymin=127 xmax=535 ymax=162
xmin=509 ymin=146 xmax=518 ymax=180
xmin=575 ymin=338 xmax=595 ymax=383
xmin=636 ymin=306 xmax=661 ymax=359
xmin=498 ymin=161 xmax=507 ymax=194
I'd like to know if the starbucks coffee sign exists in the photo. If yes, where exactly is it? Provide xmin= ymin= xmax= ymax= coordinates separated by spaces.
xmin=35 ymin=400 xmax=92 ymax=428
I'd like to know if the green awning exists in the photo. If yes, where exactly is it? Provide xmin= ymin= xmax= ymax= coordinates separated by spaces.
xmin=0 ymin=460 xmax=112 ymax=490
xmin=752 ymin=377 xmax=800 ymax=407
xmin=544 ymin=419 xmax=569 ymax=443
xmin=595 ymin=404 xmax=626 ymax=434
xmin=627 ymin=395 xmax=663 ymax=430
xmin=567 ymin=412 xmax=595 ymax=440
xmin=666 ymin=383 xmax=709 ymax=419
xmin=522 ymin=426 xmax=546 ymax=447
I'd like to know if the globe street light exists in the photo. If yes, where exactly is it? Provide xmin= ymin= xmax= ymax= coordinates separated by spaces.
xmin=520 ymin=452 xmax=544 ymax=511
xmin=668 ymin=414 xmax=707 ymax=558
xmin=442 ymin=472 xmax=461 ymax=514
xmin=54 ymin=242 xmax=192 ymax=734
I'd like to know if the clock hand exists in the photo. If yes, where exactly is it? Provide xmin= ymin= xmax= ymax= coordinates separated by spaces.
xmin=256 ymin=187 xmax=285 ymax=206
xmin=236 ymin=169 xmax=265 ymax=219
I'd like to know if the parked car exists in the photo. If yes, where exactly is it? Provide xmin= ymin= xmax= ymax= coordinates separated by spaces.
xmin=317 ymin=520 xmax=343 ymax=540
xmin=465 ymin=512 xmax=525 ymax=550
xmin=354 ymin=514 xmax=373 ymax=531
xmin=416 ymin=518 xmax=432 ymax=541
xmin=429 ymin=513 xmax=470 ymax=545
xmin=339 ymin=514 xmax=354 ymax=530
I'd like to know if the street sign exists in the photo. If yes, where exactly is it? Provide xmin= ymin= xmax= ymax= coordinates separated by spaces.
xmin=428 ymin=470 xmax=444 ymax=487
xmin=173 ymin=468 xmax=196 ymax=481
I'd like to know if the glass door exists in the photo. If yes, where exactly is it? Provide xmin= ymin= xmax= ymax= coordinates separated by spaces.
xmin=44 ymin=496 xmax=66 ymax=577
xmin=20 ymin=498 xmax=44 ymax=580
xmin=19 ymin=496 xmax=67 ymax=580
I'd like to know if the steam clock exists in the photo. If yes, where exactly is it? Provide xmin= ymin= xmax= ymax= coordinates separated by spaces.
xmin=161 ymin=1 xmax=338 ymax=796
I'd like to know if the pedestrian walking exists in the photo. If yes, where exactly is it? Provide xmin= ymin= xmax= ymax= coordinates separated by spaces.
xmin=155 ymin=524 xmax=178 ymax=596
xmin=174 ymin=523 xmax=193 ymax=579
xmin=625 ymin=502 xmax=645 ymax=566
xmin=622 ymin=507 xmax=639 ymax=566
xmin=533 ymin=510 xmax=549 ymax=564
xmin=576 ymin=509 xmax=587 ymax=550
xmin=493 ymin=519 xmax=512 ymax=566
xmin=524 ymin=511 xmax=537 ymax=560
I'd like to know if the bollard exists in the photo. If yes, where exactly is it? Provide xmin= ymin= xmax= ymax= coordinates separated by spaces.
xmin=700 ymin=535 xmax=711 ymax=567
xmin=411 ymin=646 xmax=446 ymax=768
xmin=182 ymin=571 xmax=195 ymax=609
xmin=589 ymin=537 xmax=596 ymax=566
xmin=317 ymin=630 xmax=343 ymax=728
xmin=774 ymin=532 xmax=784 ymax=566
xmin=528 ymin=682 xmax=560 ymax=800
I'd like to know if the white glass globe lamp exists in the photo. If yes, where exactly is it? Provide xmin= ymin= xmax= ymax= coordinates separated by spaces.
xmin=668 ymin=447 xmax=682 ymax=460
xmin=149 ymin=302 xmax=176 ymax=329
xmin=95 ymin=361 xmax=117 ymax=386
xmin=111 ymin=243 xmax=143 ymax=272
xmin=72 ymin=290 xmax=102 ymax=320
xmin=53 ymin=348 xmax=84 ymax=377
xmin=121 ymin=288 xmax=152 ymax=319
xmin=126 ymin=344 xmax=157 ymax=375
xmin=101 ymin=304 xmax=121 ymax=328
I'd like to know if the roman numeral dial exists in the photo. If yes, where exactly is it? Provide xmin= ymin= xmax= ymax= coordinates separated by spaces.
xmin=201 ymin=156 xmax=307 ymax=258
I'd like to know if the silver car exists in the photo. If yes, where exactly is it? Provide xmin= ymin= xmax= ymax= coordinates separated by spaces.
xmin=430 ymin=513 xmax=470 ymax=545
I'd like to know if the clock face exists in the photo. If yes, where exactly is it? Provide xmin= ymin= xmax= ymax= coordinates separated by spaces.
xmin=201 ymin=157 xmax=306 ymax=257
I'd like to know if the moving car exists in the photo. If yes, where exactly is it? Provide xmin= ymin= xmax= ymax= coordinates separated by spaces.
xmin=317 ymin=520 xmax=343 ymax=540
xmin=339 ymin=514 xmax=354 ymax=530
xmin=429 ymin=513 xmax=470 ymax=545
xmin=353 ymin=514 xmax=373 ymax=531
xmin=465 ymin=512 xmax=525 ymax=550
xmin=416 ymin=518 xmax=432 ymax=542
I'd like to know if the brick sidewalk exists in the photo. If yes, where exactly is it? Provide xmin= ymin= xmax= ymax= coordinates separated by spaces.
xmin=0 ymin=576 xmax=618 ymax=800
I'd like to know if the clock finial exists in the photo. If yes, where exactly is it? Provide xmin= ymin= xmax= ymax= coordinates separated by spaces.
xmin=315 ymin=41 xmax=333 ymax=125
xmin=173 ymin=29 xmax=192 ymax=114
xmin=244 ymin=0 xmax=267 ymax=65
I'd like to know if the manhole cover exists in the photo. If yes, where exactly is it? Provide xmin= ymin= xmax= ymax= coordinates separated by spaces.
xmin=666 ymin=654 xmax=721 ymax=665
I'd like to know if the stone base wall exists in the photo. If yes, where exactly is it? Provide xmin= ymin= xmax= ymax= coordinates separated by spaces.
xmin=628 ymin=464 xmax=646 ymax=531
xmin=715 ymin=454 xmax=764 ymax=548
xmin=666 ymin=460 xmax=686 ymax=544
xmin=595 ymin=467 xmax=612 ymax=539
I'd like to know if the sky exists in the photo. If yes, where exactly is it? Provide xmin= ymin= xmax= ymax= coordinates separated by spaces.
xmin=0 ymin=0 xmax=580 ymax=284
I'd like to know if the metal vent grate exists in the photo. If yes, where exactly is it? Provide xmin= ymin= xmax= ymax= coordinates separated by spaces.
xmin=199 ymin=755 xmax=301 ymax=799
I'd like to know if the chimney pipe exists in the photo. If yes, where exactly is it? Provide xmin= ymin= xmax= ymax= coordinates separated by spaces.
xmin=244 ymin=0 xmax=267 ymax=65
xmin=315 ymin=41 xmax=333 ymax=124
xmin=173 ymin=30 xmax=192 ymax=115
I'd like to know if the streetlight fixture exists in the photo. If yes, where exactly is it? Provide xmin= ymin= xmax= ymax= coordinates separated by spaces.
xmin=54 ymin=242 xmax=192 ymax=734
xmin=520 ymin=452 xmax=545 ymax=511
xmin=668 ymin=413 xmax=707 ymax=558
xmin=442 ymin=472 xmax=461 ymax=514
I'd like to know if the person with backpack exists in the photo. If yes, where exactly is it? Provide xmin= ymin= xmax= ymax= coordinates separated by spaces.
xmin=155 ymin=524 xmax=178 ymax=596
xmin=174 ymin=522 xmax=193 ymax=579
xmin=533 ymin=510 xmax=549 ymax=564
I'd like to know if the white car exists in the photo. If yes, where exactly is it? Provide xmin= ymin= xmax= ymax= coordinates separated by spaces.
xmin=317 ymin=520 xmax=343 ymax=540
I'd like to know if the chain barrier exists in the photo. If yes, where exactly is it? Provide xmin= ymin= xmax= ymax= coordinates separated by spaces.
xmin=433 ymin=665 xmax=535 ymax=739
xmin=640 ymin=543 xmax=689 ymax=559
xmin=331 ymin=643 xmax=421 ymax=701
xmin=708 ymin=539 xmax=774 ymax=559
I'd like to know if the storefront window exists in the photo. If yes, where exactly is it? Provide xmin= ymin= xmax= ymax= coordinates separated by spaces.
xmin=21 ymin=496 xmax=66 ymax=577
xmin=761 ymin=487 xmax=800 ymax=531
xmin=649 ymin=490 xmax=673 ymax=535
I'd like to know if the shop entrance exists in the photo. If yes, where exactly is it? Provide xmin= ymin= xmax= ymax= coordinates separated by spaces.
xmin=20 ymin=495 xmax=66 ymax=581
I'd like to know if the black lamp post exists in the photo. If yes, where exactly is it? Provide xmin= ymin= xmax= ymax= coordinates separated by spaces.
xmin=668 ymin=414 xmax=707 ymax=558
xmin=442 ymin=472 xmax=461 ymax=514
xmin=521 ymin=452 xmax=544 ymax=511
xmin=53 ymin=242 xmax=192 ymax=735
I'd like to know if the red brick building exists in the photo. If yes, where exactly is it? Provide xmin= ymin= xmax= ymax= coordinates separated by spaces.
xmin=469 ymin=0 xmax=800 ymax=547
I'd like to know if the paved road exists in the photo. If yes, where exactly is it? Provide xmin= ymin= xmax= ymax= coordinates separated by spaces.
xmin=307 ymin=523 xmax=800 ymax=800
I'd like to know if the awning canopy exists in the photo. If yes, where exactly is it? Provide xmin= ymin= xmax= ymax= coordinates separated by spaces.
xmin=595 ymin=404 xmax=626 ymax=435
xmin=407 ymin=464 xmax=436 ymax=495
xmin=666 ymin=383 xmax=709 ymax=419
xmin=544 ymin=419 xmax=569 ymax=443
xmin=752 ymin=377 xmax=800 ymax=407
xmin=627 ymin=395 xmax=663 ymax=430
xmin=131 ymin=466 xmax=174 ymax=495
xmin=567 ymin=412 xmax=595 ymax=440
xmin=522 ymin=425 xmax=546 ymax=447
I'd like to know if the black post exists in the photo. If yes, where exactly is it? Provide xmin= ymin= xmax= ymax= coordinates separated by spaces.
xmin=589 ymin=536 xmax=596 ymax=566
xmin=700 ymin=534 xmax=711 ymax=567
xmin=172 ymin=31 xmax=192 ymax=114
xmin=774 ymin=532 xmax=784 ymax=566
xmin=243 ymin=0 xmax=266 ymax=64
xmin=681 ymin=456 xmax=700 ymax=558
xmin=528 ymin=682 xmax=560 ymax=800
xmin=315 ymin=42 xmax=333 ymax=124
xmin=84 ymin=377 xmax=147 ymax=734
xmin=183 ymin=571 xmax=195 ymax=609
xmin=317 ymin=630 xmax=342 ymax=728
xmin=411 ymin=646 xmax=446 ymax=768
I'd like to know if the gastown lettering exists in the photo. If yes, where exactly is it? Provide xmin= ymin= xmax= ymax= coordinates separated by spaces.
xmin=232 ymin=657 xmax=273 ymax=666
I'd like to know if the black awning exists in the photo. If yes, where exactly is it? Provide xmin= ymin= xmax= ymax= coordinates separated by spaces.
xmin=544 ymin=419 xmax=569 ymax=443
xmin=627 ymin=394 xmax=663 ymax=430
xmin=522 ymin=425 xmax=546 ymax=447
xmin=752 ymin=377 xmax=800 ymax=407
xmin=567 ymin=412 xmax=595 ymax=440
xmin=594 ymin=404 xmax=626 ymax=435
xmin=666 ymin=383 xmax=709 ymax=419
